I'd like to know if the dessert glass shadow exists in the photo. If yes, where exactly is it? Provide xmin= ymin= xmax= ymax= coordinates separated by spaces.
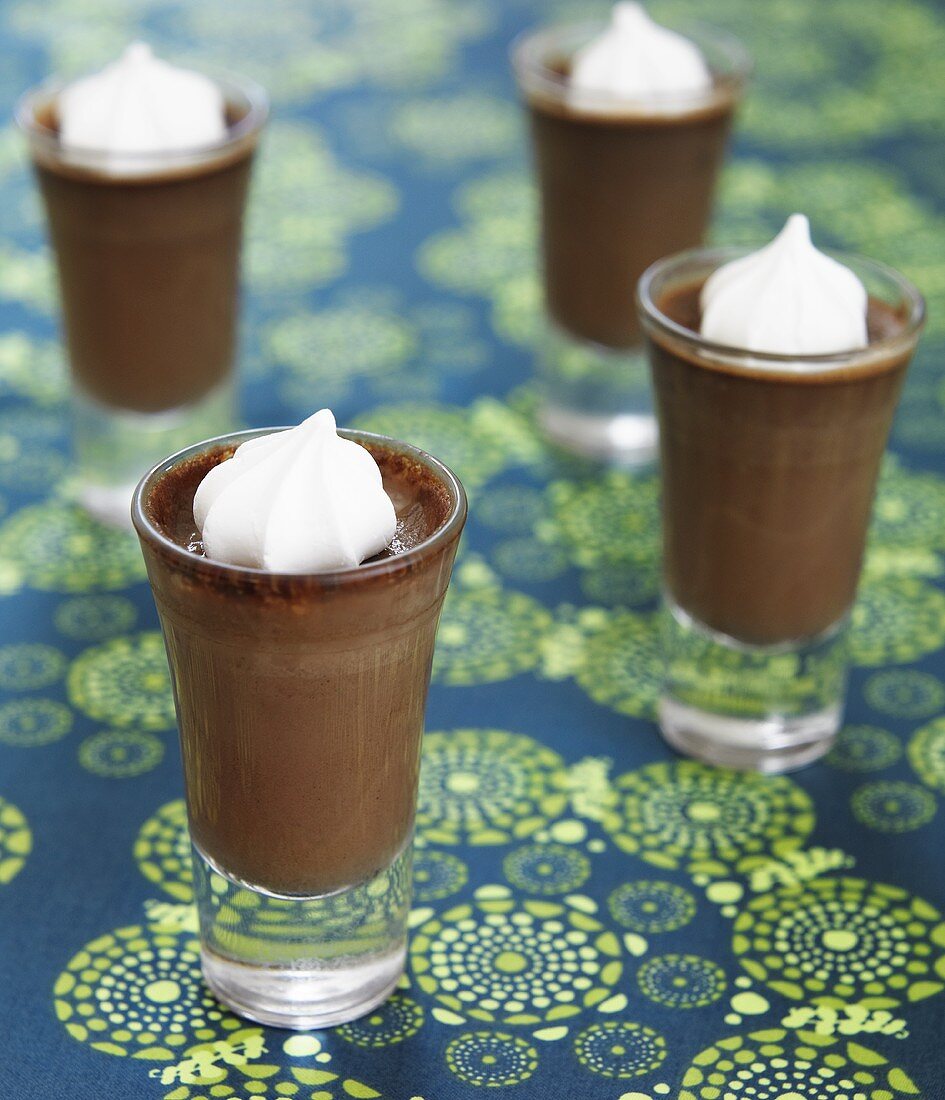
xmin=17 ymin=71 xmax=267 ymax=526
xmin=639 ymin=248 xmax=925 ymax=772
xmin=133 ymin=427 xmax=466 ymax=1028
xmin=512 ymin=19 xmax=749 ymax=466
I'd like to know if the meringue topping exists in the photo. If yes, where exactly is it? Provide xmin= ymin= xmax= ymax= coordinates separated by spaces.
xmin=700 ymin=214 xmax=869 ymax=355
xmin=569 ymin=2 xmax=713 ymax=106
xmin=193 ymin=410 xmax=398 ymax=573
xmin=58 ymin=43 xmax=226 ymax=165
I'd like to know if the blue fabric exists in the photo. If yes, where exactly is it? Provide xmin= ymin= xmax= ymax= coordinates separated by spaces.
xmin=2 ymin=1 xmax=945 ymax=1097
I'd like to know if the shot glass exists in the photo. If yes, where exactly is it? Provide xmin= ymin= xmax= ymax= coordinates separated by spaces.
xmin=638 ymin=247 xmax=925 ymax=772
xmin=133 ymin=427 xmax=466 ymax=1027
xmin=512 ymin=18 xmax=750 ymax=466
xmin=17 ymin=69 xmax=268 ymax=526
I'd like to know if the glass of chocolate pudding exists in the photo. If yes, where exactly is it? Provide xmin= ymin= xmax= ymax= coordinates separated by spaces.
xmin=512 ymin=8 xmax=749 ymax=466
xmin=638 ymin=246 xmax=925 ymax=772
xmin=17 ymin=57 xmax=267 ymax=526
xmin=132 ymin=427 xmax=466 ymax=1028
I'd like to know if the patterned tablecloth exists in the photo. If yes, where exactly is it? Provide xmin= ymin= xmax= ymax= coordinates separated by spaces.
xmin=3 ymin=0 xmax=945 ymax=1097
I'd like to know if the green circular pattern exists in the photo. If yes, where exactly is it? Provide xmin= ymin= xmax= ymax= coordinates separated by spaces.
xmin=445 ymin=1031 xmax=538 ymax=1088
xmin=826 ymin=725 xmax=903 ymax=773
xmin=572 ymin=611 xmax=662 ymax=719
xmin=416 ymin=729 xmax=568 ymax=846
xmin=0 ymin=447 xmax=65 ymax=491
xmin=476 ymin=485 xmax=548 ymax=534
xmin=162 ymin=1062 xmax=380 ymax=1100
xmin=546 ymin=472 xmax=660 ymax=572
xmin=502 ymin=843 xmax=591 ymax=896
xmin=417 ymin=170 xmax=538 ymax=349
xmin=579 ymin=562 xmax=661 ymax=608
xmin=603 ymin=761 xmax=815 ymax=871
xmin=134 ymin=801 xmax=193 ymax=903
xmin=851 ymin=781 xmax=937 ymax=833
xmin=607 ymin=881 xmax=697 ymax=934
xmin=0 ymin=331 xmax=66 ymax=405
xmin=414 ymin=850 xmax=468 ymax=903
xmin=871 ymin=462 xmax=945 ymax=553
xmin=678 ymin=1027 xmax=921 ymax=1100
xmin=411 ymin=895 xmax=623 ymax=1025
xmin=492 ymin=537 xmax=569 ymax=583
xmin=572 ymin=1020 xmax=667 ymax=1079
xmin=433 ymin=583 xmax=554 ymax=685
xmin=246 ymin=122 xmax=397 ymax=297
xmin=336 ymin=994 xmax=424 ymax=1048
xmin=850 ymin=578 xmax=945 ymax=666
xmin=268 ymin=302 xmax=416 ymax=391
xmin=0 ymin=698 xmax=72 ymax=746
xmin=907 ymin=716 xmax=945 ymax=792
xmin=78 ymin=730 xmax=165 ymax=779
xmin=357 ymin=399 xmax=539 ymax=496
xmin=391 ymin=93 xmax=519 ymax=166
xmin=68 ymin=633 xmax=174 ymax=730
xmin=636 ymin=954 xmax=727 ymax=1009
xmin=0 ymin=643 xmax=66 ymax=690
xmin=53 ymin=925 xmax=241 ymax=1057
xmin=0 ymin=796 xmax=31 ymax=884
xmin=0 ymin=503 xmax=146 ymax=592
xmin=696 ymin=0 xmax=945 ymax=148
xmin=733 ymin=876 xmax=945 ymax=1005
xmin=54 ymin=595 xmax=138 ymax=641
xmin=865 ymin=669 xmax=945 ymax=718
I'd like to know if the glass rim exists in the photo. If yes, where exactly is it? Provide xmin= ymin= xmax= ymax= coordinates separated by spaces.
xmin=510 ymin=17 xmax=752 ymax=113
xmin=131 ymin=425 xmax=468 ymax=585
xmin=637 ymin=244 xmax=927 ymax=371
xmin=15 ymin=67 xmax=269 ymax=169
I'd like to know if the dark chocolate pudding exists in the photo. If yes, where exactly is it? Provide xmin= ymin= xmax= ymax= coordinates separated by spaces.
xmin=135 ymin=432 xmax=464 ymax=897
xmin=647 ymin=280 xmax=912 ymax=646
xmin=515 ymin=30 xmax=747 ymax=350
xmin=20 ymin=88 xmax=265 ymax=413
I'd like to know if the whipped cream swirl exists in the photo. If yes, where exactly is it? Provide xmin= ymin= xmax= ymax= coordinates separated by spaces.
xmin=700 ymin=214 xmax=869 ymax=355
xmin=569 ymin=2 xmax=712 ymax=104
xmin=193 ymin=410 xmax=397 ymax=573
xmin=58 ymin=42 xmax=226 ymax=162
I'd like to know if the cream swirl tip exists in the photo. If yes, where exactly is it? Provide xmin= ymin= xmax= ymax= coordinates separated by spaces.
xmin=193 ymin=410 xmax=398 ymax=572
xmin=700 ymin=214 xmax=869 ymax=355
xmin=58 ymin=42 xmax=226 ymax=159
xmin=569 ymin=2 xmax=712 ymax=103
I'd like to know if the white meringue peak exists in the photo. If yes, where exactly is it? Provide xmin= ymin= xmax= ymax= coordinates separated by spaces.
xmin=700 ymin=214 xmax=869 ymax=356
xmin=569 ymin=2 xmax=712 ymax=105
xmin=193 ymin=410 xmax=398 ymax=573
xmin=58 ymin=42 xmax=226 ymax=164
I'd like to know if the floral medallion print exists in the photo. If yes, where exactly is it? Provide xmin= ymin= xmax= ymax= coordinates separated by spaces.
xmin=602 ymin=762 xmax=815 ymax=873
xmin=411 ymin=888 xmax=625 ymax=1026
xmin=3 ymin=0 xmax=945 ymax=1096
xmin=0 ymin=795 xmax=31 ymax=883
xmin=68 ymin=633 xmax=174 ymax=730
xmin=732 ymin=877 xmax=945 ymax=1007
xmin=416 ymin=729 xmax=568 ymax=847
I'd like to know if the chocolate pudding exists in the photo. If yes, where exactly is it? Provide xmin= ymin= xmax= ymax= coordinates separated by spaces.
xmin=515 ymin=25 xmax=748 ymax=350
xmin=647 ymin=279 xmax=913 ymax=646
xmin=135 ymin=431 xmax=465 ymax=898
xmin=19 ymin=85 xmax=265 ymax=413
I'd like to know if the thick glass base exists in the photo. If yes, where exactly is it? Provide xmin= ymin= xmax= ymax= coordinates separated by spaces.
xmin=193 ymin=842 xmax=412 ymax=1029
xmin=660 ymin=600 xmax=848 ymax=773
xmin=537 ymin=323 xmax=657 ymax=468
xmin=74 ymin=381 xmax=235 ymax=528
xmin=201 ymin=942 xmax=405 ymax=1031
xmin=659 ymin=696 xmax=841 ymax=773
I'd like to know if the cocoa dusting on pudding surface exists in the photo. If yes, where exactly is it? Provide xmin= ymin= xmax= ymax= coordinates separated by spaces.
xmin=145 ymin=439 xmax=453 ymax=567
